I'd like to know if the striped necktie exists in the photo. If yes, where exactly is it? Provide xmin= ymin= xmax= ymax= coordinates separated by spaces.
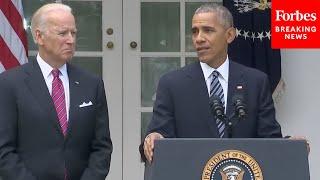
xmin=51 ymin=69 xmax=68 ymax=136
xmin=51 ymin=69 xmax=68 ymax=179
xmin=210 ymin=70 xmax=225 ymax=138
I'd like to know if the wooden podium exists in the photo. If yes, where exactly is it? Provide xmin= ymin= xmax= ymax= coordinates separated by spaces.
xmin=144 ymin=138 xmax=309 ymax=180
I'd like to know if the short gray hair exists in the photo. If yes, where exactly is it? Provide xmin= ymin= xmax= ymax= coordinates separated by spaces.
xmin=194 ymin=3 xmax=234 ymax=29
xmin=31 ymin=3 xmax=72 ymax=43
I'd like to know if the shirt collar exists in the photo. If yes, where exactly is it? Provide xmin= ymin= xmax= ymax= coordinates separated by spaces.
xmin=37 ymin=54 xmax=68 ymax=78
xmin=200 ymin=56 xmax=229 ymax=82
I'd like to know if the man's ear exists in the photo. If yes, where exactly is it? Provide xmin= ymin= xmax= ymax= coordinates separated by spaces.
xmin=226 ymin=27 xmax=236 ymax=44
xmin=35 ymin=29 xmax=43 ymax=45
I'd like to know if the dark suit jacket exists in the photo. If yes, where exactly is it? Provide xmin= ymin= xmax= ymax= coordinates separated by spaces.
xmin=146 ymin=61 xmax=282 ymax=138
xmin=0 ymin=60 xmax=112 ymax=180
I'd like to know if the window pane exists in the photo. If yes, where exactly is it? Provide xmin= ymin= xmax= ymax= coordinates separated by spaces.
xmin=141 ymin=2 xmax=180 ymax=52
xmin=71 ymin=57 xmax=102 ymax=77
xmin=141 ymin=57 xmax=180 ymax=107
xmin=65 ymin=1 xmax=102 ymax=51
xmin=22 ymin=1 xmax=102 ymax=51
xmin=186 ymin=57 xmax=198 ymax=65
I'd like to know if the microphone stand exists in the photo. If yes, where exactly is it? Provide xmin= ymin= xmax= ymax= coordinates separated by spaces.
xmin=227 ymin=113 xmax=246 ymax=138
xmin=212 ymin=108 xmax=234 ymax=138
xmin=225 ymin=116 xmax=233 ymax=138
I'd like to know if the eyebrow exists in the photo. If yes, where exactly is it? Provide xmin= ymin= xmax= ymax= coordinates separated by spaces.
xmin=55 ymin=27 xmax=77 ymax=31
xmin=191 ymin=25 xmax=215 ymax=31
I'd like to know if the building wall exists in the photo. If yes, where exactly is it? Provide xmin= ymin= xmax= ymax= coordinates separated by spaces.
xmin=277 ymin=49 xmax=320 ymax=180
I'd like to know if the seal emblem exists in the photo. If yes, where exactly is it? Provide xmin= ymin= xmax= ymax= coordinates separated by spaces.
xmin=202 ymin=150 xmax=263 ymax=180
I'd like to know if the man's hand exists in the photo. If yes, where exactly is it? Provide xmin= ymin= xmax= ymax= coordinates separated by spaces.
xmin=289 ymin=136 xmax=310 ymax=154
xmin=143 ymin=132 xmax=164 ymax=163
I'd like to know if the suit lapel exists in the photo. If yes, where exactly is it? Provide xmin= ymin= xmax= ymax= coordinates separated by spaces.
xmin=226 ymin=61 xmax=245 ymax=118
xmin=184 ymin=62 xmax=219 ymax=137
xmin=65 ymin=64 xmax=80 ymax=140
xmin=24 ymin=60 xmax=64 ymax=138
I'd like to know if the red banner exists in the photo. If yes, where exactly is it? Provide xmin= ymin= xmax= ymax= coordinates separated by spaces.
xmin=271 ymin=0 xmax=320 ymax=48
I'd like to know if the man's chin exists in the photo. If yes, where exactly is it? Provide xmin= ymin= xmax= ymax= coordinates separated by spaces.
xmin=63 ymin=54 xmax=74 ymax=62
xmin=198 ymin=57 xmax=209 ymax=63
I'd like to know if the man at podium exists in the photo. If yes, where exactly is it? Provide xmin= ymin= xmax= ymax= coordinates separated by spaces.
xmin=140 ymin=3 xmax=283 ymax=163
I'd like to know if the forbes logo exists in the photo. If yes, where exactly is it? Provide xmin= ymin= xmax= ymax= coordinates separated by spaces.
xmin=275 ymin=10 xmax=317 ymax=21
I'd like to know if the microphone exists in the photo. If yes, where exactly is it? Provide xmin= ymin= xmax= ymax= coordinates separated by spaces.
xmin=209 ymin=95 xmax=225 ymax=120
xmin=232 ymin=94 xmax=246 ymax=119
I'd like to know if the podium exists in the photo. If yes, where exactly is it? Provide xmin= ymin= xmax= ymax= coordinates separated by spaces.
xmin=144 ymin=138 xmax=309 ymax=180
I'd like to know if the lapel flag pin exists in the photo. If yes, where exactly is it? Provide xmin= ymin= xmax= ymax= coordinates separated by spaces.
xmin=236 ymin=85 xmax=243 ymax=90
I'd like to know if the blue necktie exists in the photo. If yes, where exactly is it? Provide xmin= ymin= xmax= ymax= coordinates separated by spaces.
xmin=210 ymin=70 xmax=225 ymax=138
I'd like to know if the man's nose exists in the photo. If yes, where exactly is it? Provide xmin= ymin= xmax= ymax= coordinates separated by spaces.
xmin=195 ymin=32 xmax=205 ymax=43
xmin=66 ymin=32 xmax=75 ymax=44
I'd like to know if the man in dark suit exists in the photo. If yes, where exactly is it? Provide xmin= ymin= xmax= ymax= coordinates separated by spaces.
xmin=0 ymin=3 xmax=112 ymax=180
xmin=142 ymin=3 xmax=282 ymax=162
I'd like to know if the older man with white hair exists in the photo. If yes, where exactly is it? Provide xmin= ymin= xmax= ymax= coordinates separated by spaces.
xmin=0 ymin=3 xmax=112 ymax=180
